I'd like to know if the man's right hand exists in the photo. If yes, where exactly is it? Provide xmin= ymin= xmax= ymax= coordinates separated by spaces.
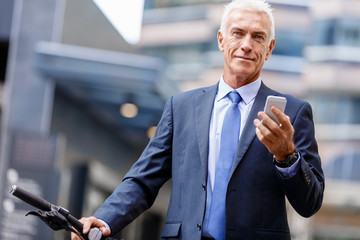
xmin=70 ymin=216 xmax=111 ymax=240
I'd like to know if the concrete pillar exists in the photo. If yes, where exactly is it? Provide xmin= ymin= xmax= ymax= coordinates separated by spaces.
xmin=0 ymin=0 xmax=65 ymax=239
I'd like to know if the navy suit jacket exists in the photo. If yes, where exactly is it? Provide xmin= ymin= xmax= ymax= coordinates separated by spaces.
xmin=94 ymin=82 xmax=325 ymax=240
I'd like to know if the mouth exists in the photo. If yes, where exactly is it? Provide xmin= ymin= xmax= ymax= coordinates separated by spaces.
xmin=236 ymin=56 xmax=254 ymax=61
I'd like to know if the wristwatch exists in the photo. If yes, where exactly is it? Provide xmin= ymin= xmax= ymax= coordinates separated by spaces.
xmin=274 ymin=149 xmax=299 ymax=168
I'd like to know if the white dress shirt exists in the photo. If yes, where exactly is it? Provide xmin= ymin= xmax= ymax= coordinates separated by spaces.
xmin=207 ymin=76 xmax=261 ymax=192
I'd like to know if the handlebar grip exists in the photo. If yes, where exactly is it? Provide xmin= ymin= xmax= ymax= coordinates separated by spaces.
xmin=88 ymin=227 xmax=103 ymax=240
xmin=10 ymin=185 xmax=52 ymax=211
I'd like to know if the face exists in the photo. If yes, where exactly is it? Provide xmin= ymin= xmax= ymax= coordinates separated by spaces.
xmin=218 ymin=8 xmax=275 ymax=88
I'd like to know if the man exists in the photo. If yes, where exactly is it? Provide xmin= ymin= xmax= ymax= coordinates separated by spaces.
xmin=72 ymin=0 xmax=324 ymax=239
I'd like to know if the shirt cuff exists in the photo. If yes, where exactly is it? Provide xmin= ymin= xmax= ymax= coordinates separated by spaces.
xmin=275 ymin=156 xmax=300 ymax=178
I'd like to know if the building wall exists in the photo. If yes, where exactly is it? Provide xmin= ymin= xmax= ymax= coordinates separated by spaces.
xmin=303 ymin=0 xmax=360 ymax=239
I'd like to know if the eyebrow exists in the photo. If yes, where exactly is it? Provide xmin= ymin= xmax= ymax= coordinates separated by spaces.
xmin=253 ymin=31 xmax=267 ymax=36
xmin=230 ymin=27 xmax=267 ymax=36
xmin=230 ymin=27 xmax=243 ymax=32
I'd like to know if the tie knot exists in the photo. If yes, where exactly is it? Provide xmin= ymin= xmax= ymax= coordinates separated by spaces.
xmin=228 ymin=91 xmax=241 ymax=104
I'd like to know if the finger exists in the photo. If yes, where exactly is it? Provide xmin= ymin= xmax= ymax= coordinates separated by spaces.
xmin=270 ymin=106 xmax=295 ymax=140
xmin=86 ymin=217 xmax=111 ymax=236
xmin=258 ymin=110 xmax=280 ymax=129
xmin=255 ymin=126 xmax=264 ymax=142
xmin=257 ymin=111 xmax=267 ymax=121
xmin=257 ymin=112 xmax=282 ymax=137
xmin=71 ymin=232 xmax=81 ymax=240
xmin=254 ymin=118 xmax=272 ymax=139
xmin=255 ymin=126 xmax=265 ymax=141
xmin=255 ymin=126 xmax=277 ymax=154
xmin=99 ymin=226 xmax=111 ymax=236
xmin=270 ymin=106 xmax=290 ymax=128
xmin=254 ymin=119 xmax=275 ymax=145
xmin=89 ymin=216 xmax=106 ymax=228
xmin=81 ymin=217 xmax=92 ymax=234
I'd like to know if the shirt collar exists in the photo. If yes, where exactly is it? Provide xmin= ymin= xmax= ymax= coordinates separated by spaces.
xmin=216 ymin=76 xmax=261 ymax=105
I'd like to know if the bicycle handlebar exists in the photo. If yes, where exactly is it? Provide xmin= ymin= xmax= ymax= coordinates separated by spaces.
xmin=10 ymin=185 xmax=104 ymax=240
xmin=10 ymin=185 xmax=52 ymax=211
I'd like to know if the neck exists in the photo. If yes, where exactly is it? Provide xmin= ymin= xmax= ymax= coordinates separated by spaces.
xmin=223 ymin=73 xmax=259 ymax=89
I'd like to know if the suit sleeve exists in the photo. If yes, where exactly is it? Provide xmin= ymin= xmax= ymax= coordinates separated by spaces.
xmin=93 ymin=97 xmax=174 ymax=234
xmin=275 ymin=101 xmax=325 ymax=218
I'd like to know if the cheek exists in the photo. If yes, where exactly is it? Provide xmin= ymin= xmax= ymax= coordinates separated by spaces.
xmin=255 ymin=48 xmax=268 ymax=62
xmin=261 ymin=45 xmax=271 ymax=59
xmin=224 ymin=42 xmax=238 ymax=57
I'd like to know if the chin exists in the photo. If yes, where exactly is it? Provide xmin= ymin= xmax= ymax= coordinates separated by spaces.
xmin=232 ymin=67 xmax=253 ymax=77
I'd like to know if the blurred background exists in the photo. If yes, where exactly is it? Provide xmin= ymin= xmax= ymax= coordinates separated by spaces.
xmin=0 ymin=0 xmax=360 ymax=239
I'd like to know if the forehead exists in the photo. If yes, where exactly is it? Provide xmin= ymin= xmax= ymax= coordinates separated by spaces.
xmin=226 ymin=8 xmax=271 ymax=34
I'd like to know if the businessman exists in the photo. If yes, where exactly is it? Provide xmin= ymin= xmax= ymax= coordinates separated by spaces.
xmin=72 ymin=0 xmax=324 ymax=239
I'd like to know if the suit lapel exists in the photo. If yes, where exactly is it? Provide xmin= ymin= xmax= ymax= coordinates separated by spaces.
xmin=195 ymin=84 xmax=218 ymax=180
xmin=230 ymin=82 xmax=275 ymax=177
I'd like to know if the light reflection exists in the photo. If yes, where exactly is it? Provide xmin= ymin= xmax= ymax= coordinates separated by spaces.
xmin=120 ymin=103 xmax=138 ymax=118
xmin=147 ymin=126 xmax=157 ymax=139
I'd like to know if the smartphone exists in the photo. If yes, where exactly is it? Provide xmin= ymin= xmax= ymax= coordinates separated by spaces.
xmin=263 ymin=95 xmax=287 ymax=125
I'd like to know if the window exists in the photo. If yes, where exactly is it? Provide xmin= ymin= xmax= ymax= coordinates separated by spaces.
xmin=324 ymin=151 xmax=360 ymax=182
xmin=312 ymin=19 xmax=336 ymax=45
xmin=308 ymin=94 xmax=360 ymax=125
xmin=336 ymin=18 xmax=360 ymax=47
xmin=312 ymin=18 xmax=360 ymax=47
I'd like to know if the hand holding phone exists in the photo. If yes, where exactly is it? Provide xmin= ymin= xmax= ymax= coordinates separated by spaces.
xmin=263 ymin=96 xmax=287 ymax=125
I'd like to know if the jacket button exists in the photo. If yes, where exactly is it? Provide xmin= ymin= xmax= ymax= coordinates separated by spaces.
xmin=202 ymin=184 xmax=206 ymax=190
xmin=197 ymin=224 xmax=202 ymax=231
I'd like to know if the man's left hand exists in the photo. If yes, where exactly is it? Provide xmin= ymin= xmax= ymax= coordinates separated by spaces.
xmin=253 ymin=105 xmax=295 ymax=161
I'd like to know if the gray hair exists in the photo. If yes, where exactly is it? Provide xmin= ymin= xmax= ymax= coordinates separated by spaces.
xmin=220 ymin=0 xmax=275 ymax=44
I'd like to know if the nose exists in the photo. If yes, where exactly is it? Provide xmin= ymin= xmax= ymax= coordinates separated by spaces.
xmin=240 ymin=34 xmax=253 ymax=53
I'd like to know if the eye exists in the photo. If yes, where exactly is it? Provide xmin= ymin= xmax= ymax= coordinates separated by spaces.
xmin=233 ymin=31 xmax=241 ymax=36
xmin=232 ymin=30 xmax=244 ymax=37
xmin=254 ymin=34 xmax=265 ymax=42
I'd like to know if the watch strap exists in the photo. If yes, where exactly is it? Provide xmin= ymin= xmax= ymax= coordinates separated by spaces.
xmin=274 ymin=149 xmax=299 ymax=168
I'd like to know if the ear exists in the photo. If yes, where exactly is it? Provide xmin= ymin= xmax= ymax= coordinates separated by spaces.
xmin=265 ymin=39 xmax=275 ymax=60
xmin=217 ymin=30 xmax=225 ymax=52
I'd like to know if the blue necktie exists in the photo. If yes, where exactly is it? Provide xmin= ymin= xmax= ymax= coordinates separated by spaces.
xmin=208 ymin=91 xmax=241 ymax=240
